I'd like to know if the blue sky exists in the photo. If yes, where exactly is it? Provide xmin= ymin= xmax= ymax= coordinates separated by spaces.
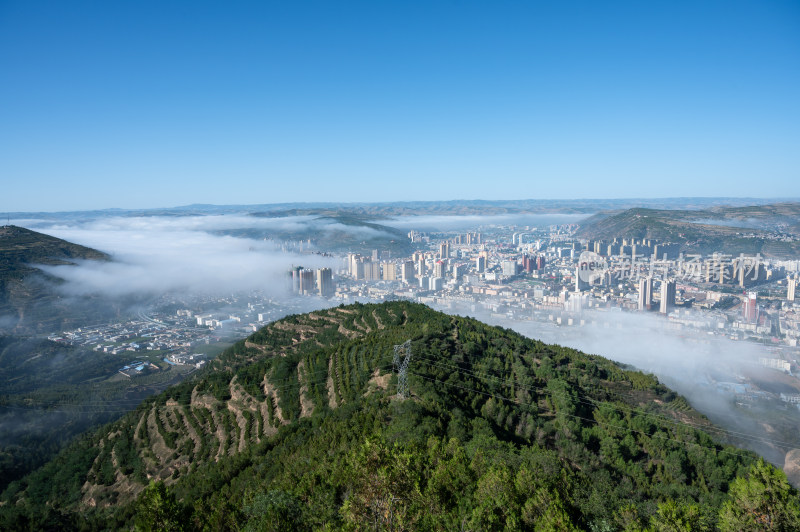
xmin=1 ymin=1 xmax=798 ymax=212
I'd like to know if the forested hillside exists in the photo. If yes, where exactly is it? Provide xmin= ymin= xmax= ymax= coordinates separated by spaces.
xmin=2 ymin=301 xmax=798 ymax=530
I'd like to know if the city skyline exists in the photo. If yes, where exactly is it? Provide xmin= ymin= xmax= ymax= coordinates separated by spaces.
xmin=2 ymin=1 xmax=799 ymax=212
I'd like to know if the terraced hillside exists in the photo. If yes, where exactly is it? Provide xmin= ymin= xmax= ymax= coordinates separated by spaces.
xmin=9 ymin=304 xmax=404 ymax=508
xmin=3 ymin=302 xmax=799 ymax=530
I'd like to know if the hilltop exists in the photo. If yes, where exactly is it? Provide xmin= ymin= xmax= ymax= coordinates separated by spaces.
xmin=0 ymin=225 xmax=110 ymax=332
xmin=2 ymin=301 xmax=798 ymax=530
xmin=576 ymin=203 xmax=800 ymax=258
xmin=0 ymin=225 xmax=108 ymax=274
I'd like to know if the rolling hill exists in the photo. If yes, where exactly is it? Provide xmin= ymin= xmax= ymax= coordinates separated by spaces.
xmin=576 ymin=203 xmax=800 ymax=258
xmin=0 ymin=225 xmax=111 ymax=332
xmin=216 ymin=214 xmax=415 ymax=256
xmin=1 ymin=301 xmax=798 ymax=530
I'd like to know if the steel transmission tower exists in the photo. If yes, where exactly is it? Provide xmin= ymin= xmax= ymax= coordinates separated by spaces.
xmin=393 ymin=340 xmax=412 ymax=399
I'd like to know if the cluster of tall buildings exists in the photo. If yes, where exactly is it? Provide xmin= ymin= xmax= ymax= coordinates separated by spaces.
xmin=587 ymin=240 xmax=770 ymax=288
xmin=293 ymin=225 xmax=798 ymax=322
xmin=521 ymin=254 xmax=546 ymax=272
xmin=409 ymin=232 xmax=482 ymax=246
xmin=584 ymin=238 xmax=681 ymax=260
xmin=453 ymin=232 xmax=482 ymax=245
xmin=344 ymin=242 xmax=528 ymax=293
xmin=347 ymin=253 xmax=416 ymax=283
xmin=287 ymin=266 xmax=334 ymax=297
xmin=702 ymin=255 xmax=769 ymax=287
xmin=636 ymin=277 xmax=675 ymax=314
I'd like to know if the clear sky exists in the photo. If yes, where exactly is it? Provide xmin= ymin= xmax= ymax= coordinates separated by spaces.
xmin=1 ymin=1 xmax=798 ymax=212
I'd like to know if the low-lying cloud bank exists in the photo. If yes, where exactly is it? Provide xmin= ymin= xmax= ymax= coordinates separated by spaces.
xmin=26 ymin=215 xmax=340 ymax=299
xmin=26 ymin=213 xmax=395 ymax=240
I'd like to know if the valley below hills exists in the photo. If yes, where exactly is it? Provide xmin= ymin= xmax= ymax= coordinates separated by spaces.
xmin=2 ymin=301 xmax=798 ymax=531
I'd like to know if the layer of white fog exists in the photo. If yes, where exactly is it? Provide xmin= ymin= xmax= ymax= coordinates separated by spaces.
xmin=22 ymin=213 xmax=589 ymax=299
xmin=23 ymin=215 xmax=348 ymax=299
xmin=690 ymin=217 xmax=766 ymax=230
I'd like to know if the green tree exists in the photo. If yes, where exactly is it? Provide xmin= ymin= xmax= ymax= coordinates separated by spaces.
xmin=339 ymin=439 xmax=422 ymax=531
xmin=718 ymin=459 xmax=800 ymax=532
xmin=134 ymin=481 xmax=187 ymax=532
xmin=243 ymin=490 xmax=305 ymax=532
xmin=468 ymin=466 xmax=522 ymax=531
xmin=649 ymin=499 xmax=708 ymax=531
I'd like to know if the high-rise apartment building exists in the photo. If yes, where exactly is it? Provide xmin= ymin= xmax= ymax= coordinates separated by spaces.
xmin=383 ymin=262 xmax=397 ymax=281
xmin=433 ymin=260 xmax=446 ymax=279
xmin=660 ymin=280 xmax=676 ymax=314
xmin=522 ymin=254 xmax=533 ymax=273
xmin=466 ymin=232 xmax=482 ymax=245
xmin=364 ymin=261 xmax=380 ymax=281
xmin=638 ymin=277 xmax=653 ymax=311
xmin=288 ymin=266 xmax=302 ymax=293
xmin=743 ymin=291 xmax=758 ymax=322
xmin=575 ymin=266 xmax=589 ymax=292
xmin=452 ymin=263 xmax=465 ymax=280
xmin=401 ymin=261 xmax=416 ymax=283
xmin=501 ymin=260 xmax=518 ymax=277
xmin=417 ymin=256 xmax=426 ymax=277
xmin=347 ymin=253 xmax=359 ymax=278
xmin=299 ymin=268 xmax=315 ymax=295
xmin=316 ymin=268 xmax=334 ymax=297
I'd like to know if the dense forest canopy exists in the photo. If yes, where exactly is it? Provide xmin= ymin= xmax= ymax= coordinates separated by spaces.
xmin=1 ymin=301 xmax=798 ymax=530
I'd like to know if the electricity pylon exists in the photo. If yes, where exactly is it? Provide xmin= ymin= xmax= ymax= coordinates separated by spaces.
xmin=392 ymin=340 xmax=412 ymax=399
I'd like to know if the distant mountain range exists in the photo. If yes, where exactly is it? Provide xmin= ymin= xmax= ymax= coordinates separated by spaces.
xmin=6 ymin=197 xmax=797 ymax=219
xmin=3 ymin=301 xmax=798 ymax=530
